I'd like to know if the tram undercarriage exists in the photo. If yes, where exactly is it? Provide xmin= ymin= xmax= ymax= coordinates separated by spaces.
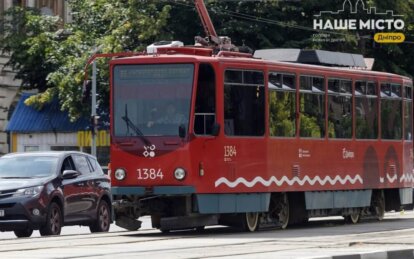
xmin=112 ymin=188 xmax=411 ymax=232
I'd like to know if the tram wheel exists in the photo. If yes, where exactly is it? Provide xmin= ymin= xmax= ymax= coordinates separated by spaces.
xmin=372 ymin=190 xmax=385 ymax=221
xmin=278 ymin=193 xmax=290 ymax=229
xmin=195 ymin=226 xmax=205 ymax=232
xmin=344 ymin=211 xmax=360 ymax=224
xmin=241 ymin=212 xmax=259 ymax=232
xmin=269 ymin=193 xmax=290 ymax=229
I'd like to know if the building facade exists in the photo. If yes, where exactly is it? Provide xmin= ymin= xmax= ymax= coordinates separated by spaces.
xmin=1 ymin=0 xmax=72 ymax=22
xmin=7 ymin=93 xmax=110 ymax=168
xmin=0 ymin=0 xmax=72 ymax=155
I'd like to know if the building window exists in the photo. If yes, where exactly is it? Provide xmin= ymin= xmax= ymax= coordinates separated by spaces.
xmin=40 ymin=5 xmax=53 ymax=15
xmin=26 ymin=0 xmax=35 ymax=7
xmin=13 ymin=0 xmax=25 ymax=7
xmin=224 ymin=69 xmax=265 ymax=136
xmin=64 ymin=0 xmax=72 ymax=23
xmin=50 ymin=146 xmax=79 ymax=151
xmin=24 ymin=146 xmax=39 ymax=152
xmin=38 ymin=0 xmax=54 ymax=14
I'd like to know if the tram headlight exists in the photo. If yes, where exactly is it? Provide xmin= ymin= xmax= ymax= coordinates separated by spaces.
xmin=174 ymin=168 xmax=186 ymax=181
xmin=114 ymin=168 xmax=126 ymax=181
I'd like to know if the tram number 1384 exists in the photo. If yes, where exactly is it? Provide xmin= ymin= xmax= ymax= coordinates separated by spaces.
xmin=137 ymin=168 xmax=164 ymax=180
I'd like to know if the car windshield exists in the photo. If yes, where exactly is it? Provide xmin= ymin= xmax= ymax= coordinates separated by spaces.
xmin=0 ymin=156 xmax=57 ymax=178
xmin=113 ymin=63 xmax=194 ymax=137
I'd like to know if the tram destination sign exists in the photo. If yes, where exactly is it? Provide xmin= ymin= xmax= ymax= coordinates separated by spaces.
xmin=118 ymin=64 xmax=193 ymax=80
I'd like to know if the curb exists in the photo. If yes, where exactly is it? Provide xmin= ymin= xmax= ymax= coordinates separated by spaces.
xmin=315 ymin=249 xmax=414 ymax=259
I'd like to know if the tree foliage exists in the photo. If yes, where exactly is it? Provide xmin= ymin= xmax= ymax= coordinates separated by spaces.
xmin=0 ymin=0 xmax=413 ymax=121
xmin=0 ymin=7 xmax=60 ymax=93
xmin=163 ymin=0 xmax=413 ymax=75
xmin=1 ymin=0 xmax=170 ymax=120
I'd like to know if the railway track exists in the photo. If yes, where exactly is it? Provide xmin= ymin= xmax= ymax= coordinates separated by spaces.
xmin=1 ymin=212 xmax=414 ymax=258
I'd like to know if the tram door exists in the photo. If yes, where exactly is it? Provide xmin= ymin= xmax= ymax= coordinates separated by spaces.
xmin=194 ymin=63 xmax=216 ymax=136
xmin=222 ymin=68 xmax=266 ymax=186
xmin=193 ymin=63 xmax=222 ymax=191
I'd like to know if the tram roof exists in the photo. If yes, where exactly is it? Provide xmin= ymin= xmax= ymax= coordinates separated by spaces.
xmin=111 ymin=49 xmax=412 ymax=82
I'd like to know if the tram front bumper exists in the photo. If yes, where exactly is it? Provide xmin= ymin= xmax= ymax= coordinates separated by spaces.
xmin=111 ymin=186 xmax=195 ymax=196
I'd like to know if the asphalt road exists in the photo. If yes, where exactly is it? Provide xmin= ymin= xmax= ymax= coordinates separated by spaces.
xmin=1 ymin=212 xmax=414 ymax=258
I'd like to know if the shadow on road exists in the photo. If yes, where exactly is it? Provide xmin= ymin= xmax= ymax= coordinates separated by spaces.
xmin=120 ymin=215 xmax=414 ymax=239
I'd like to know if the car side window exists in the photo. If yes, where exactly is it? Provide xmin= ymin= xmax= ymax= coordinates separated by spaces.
xmin=61 ymin=157 xmax=75 ymax=174
xmin=87 ymin=157 xmax=104 ymax=175
xmin=73 ymin=155 xmax=92 ymax=175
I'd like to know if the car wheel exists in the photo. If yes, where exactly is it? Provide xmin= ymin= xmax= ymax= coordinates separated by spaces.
xmin=40 ymin=202 xmax=62 ymax=236
xmin=14 ymin=228 xmax=33 ymax=238
xmin=90 ymin=200 xmax=110 ymax=233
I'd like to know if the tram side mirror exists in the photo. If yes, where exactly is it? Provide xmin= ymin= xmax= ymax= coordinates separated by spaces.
xmin=179 ymin=124 xmax=186 ymax=138
xmin=211 ymin=123 xmax=220 ymax=136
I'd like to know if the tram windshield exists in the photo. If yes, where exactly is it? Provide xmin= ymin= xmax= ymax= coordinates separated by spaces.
xmin=113 ymin=63 xmax=194 ymax=137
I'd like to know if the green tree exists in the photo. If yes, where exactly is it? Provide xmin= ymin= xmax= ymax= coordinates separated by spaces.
xmin=163 ymin=0 xmax=413 ymax=76
xmin=269 ymin=91 xmax=295 ymax=137
xmin=0 ymin=7 xmax=60 ymax=92
xmin=1 ymin=0 xmax=171 ymax=120
xmin=1 ymin=0 xmax=413 ymax=121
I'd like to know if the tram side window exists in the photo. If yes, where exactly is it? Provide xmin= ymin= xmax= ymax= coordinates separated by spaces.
xmin=224 ymin=70 xmax=265 ymax=136
xmin=268 ymin=72 xmax=296 ymax=137
xmin=327 ymin=79 xmax=352 ymax=139
xmin=355 ymin=81 xmax=378 ymax=139
xmin=299 ymin=76 xmax=325 ymax=138
xmin=381 ymin=83 xmax=402 ymax=140
xmin=404 ymin=85 xmax=413 ymax=140
xmin=194 ymin=63 xmax=216 ymax=135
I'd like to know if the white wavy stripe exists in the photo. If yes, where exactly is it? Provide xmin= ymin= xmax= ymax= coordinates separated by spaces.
xmin=400 ymin=173 xmax=414 ymax=183
xmin=386 ymin=173 xmax=398 ymax=183
xmin=380 ymin=174 xmax=397 ymax=183
xmin=215 ymin=175 xmax=363 ymax=188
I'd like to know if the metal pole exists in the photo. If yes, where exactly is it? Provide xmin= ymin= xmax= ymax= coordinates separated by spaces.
xmin=91 ymin=60 xmax=97 ymax=157
xmin=84 ymin=52 xmax=142 ymax=157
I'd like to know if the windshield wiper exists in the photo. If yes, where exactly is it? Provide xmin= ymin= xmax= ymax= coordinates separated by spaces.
xmin=122 ymin=104 xmax=151 ymax=146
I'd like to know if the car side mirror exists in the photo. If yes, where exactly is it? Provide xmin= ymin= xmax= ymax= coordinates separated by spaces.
xmin=212 ymin=123 xmax=220 ymax=136
xmin=179 ymin=124 xmax=186 ymax=138
xmin=62 ymin=170 xmax=81 ymax=179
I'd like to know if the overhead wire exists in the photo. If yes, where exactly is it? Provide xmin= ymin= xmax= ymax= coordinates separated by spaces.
xmin=168 ymin=0 xmax=414 ymax=44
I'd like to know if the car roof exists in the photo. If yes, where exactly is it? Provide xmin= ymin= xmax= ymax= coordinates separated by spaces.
xmin=2 ymin=151 xmax=96 ymax=159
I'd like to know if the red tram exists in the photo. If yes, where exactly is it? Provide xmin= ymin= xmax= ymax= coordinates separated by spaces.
xmin=109 ymin=1 xmax=413 ymax=232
